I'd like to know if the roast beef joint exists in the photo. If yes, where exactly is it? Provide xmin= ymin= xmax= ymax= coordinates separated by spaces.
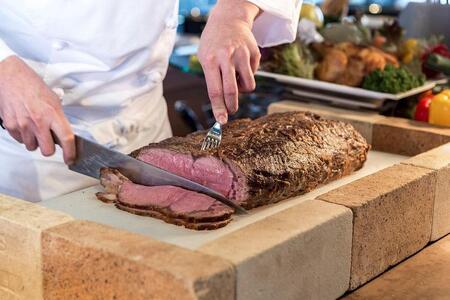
xmin=96 ymin=112 xmax=370 ymax=230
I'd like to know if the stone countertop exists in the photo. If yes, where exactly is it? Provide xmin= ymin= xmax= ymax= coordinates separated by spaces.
xmin=1 ymin=102 xmax=450 ymax=299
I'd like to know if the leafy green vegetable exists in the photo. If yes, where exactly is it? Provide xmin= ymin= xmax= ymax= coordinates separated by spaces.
xmin=362 ymin=65 xmax=425 ymax=94
xmin=261 ymin=42 xmax=316 ymax=79
xmin=426 ymin=53 xmax=450 ymax=76
xmin=402 ymin=58 xmax=424 ymax=78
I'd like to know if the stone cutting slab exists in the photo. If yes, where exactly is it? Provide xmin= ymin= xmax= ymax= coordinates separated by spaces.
xmin=372 ymin=117 xmax=450 ymax=156
xmin=402 ymin=143 xmax=450 ymax=241
xmin=343 ymin=234 xmax=450 ymax=299
xmin=0 ymin=195 xmax=73 ymax=300
xmin=42 ymin=220 xmax=235 ymax=300
xmin=268 ymin=100 xmax=384 ymax=143
xmin=199 ymin=199 xmax=353 ymax=300
xmin=317 ymin=164 xmax=436 ymax=290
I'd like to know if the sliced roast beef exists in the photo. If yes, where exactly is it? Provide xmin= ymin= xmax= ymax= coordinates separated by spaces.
xmin=96 ymin=169 xmax=233 ymax=230
xmin=97 ymin=111 xmax=370 ymax=230
xmin=115 ymin=204 xmax=232 ymax=230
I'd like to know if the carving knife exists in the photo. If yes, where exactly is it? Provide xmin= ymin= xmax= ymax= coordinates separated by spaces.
xmin=69 ymin=135 xmax=248 ymax=214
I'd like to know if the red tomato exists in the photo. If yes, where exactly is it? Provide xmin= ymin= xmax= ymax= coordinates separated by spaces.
xmin=432 ymin=44 xmax=450 ymax=58
xmin=414 ymin=95 xmax=433 ymax=122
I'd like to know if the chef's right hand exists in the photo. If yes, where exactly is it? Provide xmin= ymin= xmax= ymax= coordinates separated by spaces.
xmin=0 ymin=55 xmax=75 ymax=164
xmin=198 ymin=0 xmax=260 ymax=125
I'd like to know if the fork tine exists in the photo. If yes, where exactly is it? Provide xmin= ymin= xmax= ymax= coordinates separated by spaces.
xmin=211 ymin=139 xmax=219 ymax=149
xmin=201 ymin=122 xmax=222 ymax=151
xmin=201 ymin=139 xmax=208 ymax=150
xmin=209 ymin=139 xmax=215 ymax=149
xmin=203 ymin=138 xmax=209 ymax=149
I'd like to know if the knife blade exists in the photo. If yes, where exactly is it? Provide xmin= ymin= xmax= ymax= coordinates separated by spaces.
xmin=69 ymin=135 xmax=248 ymax=214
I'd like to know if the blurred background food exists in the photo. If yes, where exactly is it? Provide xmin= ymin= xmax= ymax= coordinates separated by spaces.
xmin=258 ymin=2 xmax=447 ymax=92
xmin=166 ymin=0 xmax=450 ymax=136
xmin=260 ymin=43 xmax=316 ymax=79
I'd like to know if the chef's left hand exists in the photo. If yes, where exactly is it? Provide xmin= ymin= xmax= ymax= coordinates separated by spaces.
xmin=198 ymin=0 xmax=261 ymax=124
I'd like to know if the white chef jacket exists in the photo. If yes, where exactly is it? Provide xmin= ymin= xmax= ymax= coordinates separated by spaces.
xmin=0 ymin=0 xmax=301 ymax=202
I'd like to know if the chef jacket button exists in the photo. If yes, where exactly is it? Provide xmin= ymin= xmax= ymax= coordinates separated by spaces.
xmin=147 ymin=70 xmax=162 ymax=83
xmin=165 ymin=17 xmax=178 ymax=30
xmin=137 ymin=70 xmax=162 ymax=86
xmin=113 ymin=120 xmax=126 ymax=135
xmin=52 ymin=40 xmax=69 ymax=51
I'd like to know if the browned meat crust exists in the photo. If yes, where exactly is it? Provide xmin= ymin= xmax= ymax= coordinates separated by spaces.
xmin=133 ymin=112 xmax=370 ymax=209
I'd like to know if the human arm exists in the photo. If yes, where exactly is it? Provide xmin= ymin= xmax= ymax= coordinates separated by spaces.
xmin=198 ymin=0 xmax=302 ymax=124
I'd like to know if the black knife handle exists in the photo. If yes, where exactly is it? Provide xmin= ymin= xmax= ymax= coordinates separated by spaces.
xmin=0 ymin=117 xmax=4 ymax=129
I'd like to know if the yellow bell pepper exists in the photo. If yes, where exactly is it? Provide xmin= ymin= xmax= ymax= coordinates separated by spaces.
xmin=404 ymin=39 xmax=418 ymax=50
xmin=441 ymin=89 xmax=450 ymax=97
xmin=402 ymin=39 xmax=419 ymax=64
xmin=429 ymin=92 xmax=450 ymax=127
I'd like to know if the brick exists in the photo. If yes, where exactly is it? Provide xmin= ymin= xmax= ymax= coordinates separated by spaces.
xmin=42 ymin=220 xmax=234 ymax=300
xmin=317 ymin=164 xmax=436 ymax=290
xmin=343 ymin=234 xmax=450 ymax=300
xmin=268 ymin=100 xmax=383 ymax=143
xmin=402 ymin=143 xmax=450 ymax=240
xmin=199 ymin=200 xmax=353 ymax=300
xmin=0 ymin=195 xmax=73 ymax=300
xmin=373 ymin=117 xmax=450 ymax=156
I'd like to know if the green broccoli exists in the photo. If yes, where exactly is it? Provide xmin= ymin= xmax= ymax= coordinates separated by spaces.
xmin=362 ymin=65 xmax=425 ymax=94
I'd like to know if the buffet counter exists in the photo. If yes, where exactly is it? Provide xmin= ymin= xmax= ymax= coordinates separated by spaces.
xmin=1 ymin=101 xmax=449 ymax=299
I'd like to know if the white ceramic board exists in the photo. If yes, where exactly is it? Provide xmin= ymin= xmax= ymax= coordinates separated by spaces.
xmin=41 ymin=151 xmax=408 ymax=251
xmin=256 ymin=70 xmax=436 ymax=101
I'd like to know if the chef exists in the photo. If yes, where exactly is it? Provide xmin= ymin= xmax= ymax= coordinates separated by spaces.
xmin=0 ymin=0 xmax=301 ymax=202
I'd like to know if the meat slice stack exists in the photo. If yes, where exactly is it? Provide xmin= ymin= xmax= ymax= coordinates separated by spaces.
xmin=96 ymin=169 xmax=234 ymax=230
xmin=97 ymin=111 xmax=370 ymax=230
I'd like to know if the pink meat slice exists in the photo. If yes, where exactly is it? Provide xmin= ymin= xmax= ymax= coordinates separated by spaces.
xmin=135 ymin=149 xmax=239 ymax=199
xmin=118 ymin=182 xmax=233 ymax=217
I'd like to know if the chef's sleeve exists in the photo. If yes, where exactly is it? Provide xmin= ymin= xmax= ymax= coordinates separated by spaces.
xmin=0 ymin=38 xmax=15 ymax=61
xmin=246 ymin=0 xmax=302 ymax=47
